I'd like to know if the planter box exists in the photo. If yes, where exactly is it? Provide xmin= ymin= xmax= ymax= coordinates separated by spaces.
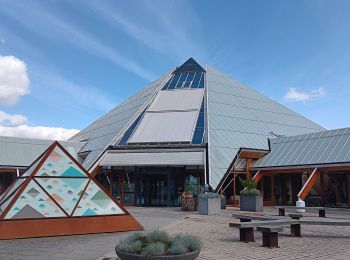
xmin=221 ymin=197 xmax=226 ymax=209
xmin=115 ymin=248 xmax=200 ymax=260
xmin=239 ymin=194 xmax=263 ymax=212
xmin=198 ymin=197 xmax=221 ymax=215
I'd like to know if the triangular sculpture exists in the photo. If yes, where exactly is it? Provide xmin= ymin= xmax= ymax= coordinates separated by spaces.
xmin=0 ymin=141 xmax=143 ymax=239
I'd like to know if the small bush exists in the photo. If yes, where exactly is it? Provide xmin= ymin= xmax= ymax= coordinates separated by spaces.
xmin=199 ymin=192 xmax=221 ymax=199
xmin=116 ymin=230 xmax=201 ymax=256
xmin=143 ymin=242 xmax=166 ymax=256
xmin=240 ymin=188 xmax=260 ymax=196
xmin=168 ymin=241 xmax=187 ymax=255
xmin=175 ymin=234 xmax=202 ymax=252
xmin=117 ymin=240 xmax=142 ymax=254
xmin=147 ymin=230 xmax=171 ymax=246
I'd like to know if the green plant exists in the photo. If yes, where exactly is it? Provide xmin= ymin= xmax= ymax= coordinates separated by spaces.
xmin=240 ymin=188 xmax=260 ymax=196
xmin=239 ymin=178 xmax=260 ymax=195
xmin=116 ymin=230 xmax=201 ymax=256
xmin=199 ymin=192 xmax=221 ymax=199
xmin=175 ymin=234 xmax=202 ymax=252
xmin=143 ymin=242 xmax=166 ymax=256
xmin=147 ymin=230 xmax=171 ymax=247
xmin=168 ymin=242 xmax=187 ymax=255
xmin=117 ymin=240 xmax=143 ymax=254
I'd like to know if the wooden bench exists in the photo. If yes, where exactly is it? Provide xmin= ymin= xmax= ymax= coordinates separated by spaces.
xmin=229 ymin=219 xmax=298 ymax=242
xmin=300 ymin=219 xmax=350 ymax=226
xmin=257 ymin=225 xmax=283 ymax=248
xmin=274 ymin=206 xmax=350 ymax=218
xmin=288 ymin=213 xmax=303 ymax=237
xmin=232 ymin=213 xmax=280 ymax=222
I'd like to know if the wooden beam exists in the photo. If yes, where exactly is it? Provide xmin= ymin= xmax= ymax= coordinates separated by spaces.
xmin=90 ymin=166 xmax=101 ymax=177
xmin=246 ymin=158 xmax=254 ymax=179
xmin=253 ymin=165 xmax=350 ymax=174
xmin=239 ymin=151 xmax=266 ymax=159
xmin=297 ymin=168 xmax=320 ymax=201
xmin=320 ymin=174 xmax=325 ymax=206
xmin=253 ymin=171 xmax=263 ymax=184
xmin=347 ymin=175 xmax=350 ymax=208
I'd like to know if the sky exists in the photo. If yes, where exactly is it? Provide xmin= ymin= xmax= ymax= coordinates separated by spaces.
xmin=0 ymin=0 xmax=350 ymax=140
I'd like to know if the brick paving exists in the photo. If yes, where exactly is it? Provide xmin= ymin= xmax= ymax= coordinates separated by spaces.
xmin=102 ymin=207 xmax=350 ymax=260
xmin=0 ymin=207 xmax=187 ymax=260
xmin=2 ymin=207 xmax=350 ymax=260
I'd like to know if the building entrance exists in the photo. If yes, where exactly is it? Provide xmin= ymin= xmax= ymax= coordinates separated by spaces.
xmin=143 ymin=174 xmax=168 ymax=206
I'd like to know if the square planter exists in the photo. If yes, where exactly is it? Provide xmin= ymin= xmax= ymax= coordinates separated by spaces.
xmin=240 ymin=194 xmax=263 ymax=212
xmin=221 ymin=196 xmax=226 ymax=209
xmin=198 ymin=197 xmax=221 ymax=215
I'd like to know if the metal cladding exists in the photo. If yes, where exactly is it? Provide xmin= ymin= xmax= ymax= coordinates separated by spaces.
xmin=0 ymin=136 xmax=84 ymax=168
xmin=205 ymin=66 xmax=325 ymax=189
xmin=253 ymin=128 xmax=350 ymax=169
xmin=69 ymin=70 xmax=172 ymax=169
xmin=69 ymin=58 xmax=325 ymax=190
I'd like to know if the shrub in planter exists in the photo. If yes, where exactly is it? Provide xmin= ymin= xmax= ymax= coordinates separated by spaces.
xmin=198 ymin=193 xmax=221 ymax=215
xmin=115 ymin=230 xmax=201 ymax=260
xmin=239 ymin=178 xmax=263 ymax=212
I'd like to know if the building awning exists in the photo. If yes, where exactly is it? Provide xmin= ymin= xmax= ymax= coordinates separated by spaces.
xmin=99 ymin=149 xmax=205 ymax=166
xmin=253 ymin=128 xmax=350 ymax=170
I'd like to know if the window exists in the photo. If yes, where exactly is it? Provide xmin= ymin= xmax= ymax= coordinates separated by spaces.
xmin=162 ymin=72 xmax=205 ymax=90
xmin=118 ymin=109 xmax=146 ymax=145
xmin=192 ymin=100 xmax=205 ymax=144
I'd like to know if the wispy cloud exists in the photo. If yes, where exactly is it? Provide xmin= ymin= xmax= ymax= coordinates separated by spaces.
xmin=284 ymin=87 xmax=326 ymax=102
xmin=0 ymin=1 xmax=156 ymax=81
xmin=84 ymin=0 xmax=203 ymax=62
xmin=29 ymin=65 xmax=116 ymax=114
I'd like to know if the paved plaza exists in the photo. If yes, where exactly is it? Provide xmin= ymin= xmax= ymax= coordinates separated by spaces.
xmin=101 ymin=207 xmax=350 ymax=260
xmin=2 ymin=207 xmax=350 ymax=260
xmin=0 ymin=207 xmax=187 ymax=260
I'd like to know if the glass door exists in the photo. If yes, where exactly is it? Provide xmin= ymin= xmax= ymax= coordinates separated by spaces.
xmin=143 ymin=174 xmax=168 ymax=206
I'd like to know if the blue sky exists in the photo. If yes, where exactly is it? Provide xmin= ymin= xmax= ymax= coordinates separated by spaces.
xmin=0 ymin=0 xmax=349 ymax=140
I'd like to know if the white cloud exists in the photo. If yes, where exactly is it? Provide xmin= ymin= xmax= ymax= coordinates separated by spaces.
xmin=0 ymin=125 xmax=79 ymax=141
xmin=0 ymin=110 xmax=79 ymax=140
xmin=0 ymin=111 xmax=28 ymax=126
xmin=0 ymin=55 xmax=30 ymax=105
xmin=284 ymin=87 xmax=326 ymax=102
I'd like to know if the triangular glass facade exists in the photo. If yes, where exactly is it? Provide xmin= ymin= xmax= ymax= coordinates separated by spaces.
xmin=0 ymin=142 xmax=126 ymax=220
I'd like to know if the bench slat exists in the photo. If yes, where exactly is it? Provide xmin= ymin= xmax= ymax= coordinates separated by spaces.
xmin=229 ymin=219 xmax=298 ymax=228
xmin=257 ymin=226 xmax=283 ymax=232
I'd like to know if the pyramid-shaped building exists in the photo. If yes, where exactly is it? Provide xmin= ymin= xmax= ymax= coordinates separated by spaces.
xmin=0 ymin=142 xmax=142 ymax=239
xmin=69 ymin=58 xmax=324 ymax=206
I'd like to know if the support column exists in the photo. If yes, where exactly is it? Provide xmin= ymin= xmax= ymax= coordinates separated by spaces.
xmin=347 ymin=174 xmax=350 ymax=208
xmin=120 ymin=168 xmax=125 ymax=205
xmin=320 ymin=174 xmax=325 ymax=206
xmin=297 ymin=168 xmax=320 ymax=201
xmin=109 ymin=170 xmax=113 ymax=196
xmin=245 ymin=159 xmax=253 ymax=179
xmin=271 ymin=175 xmax=275 ymax=204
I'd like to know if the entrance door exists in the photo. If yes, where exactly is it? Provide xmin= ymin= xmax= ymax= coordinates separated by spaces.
xmin=143 ymin=174 xmax=168 ymax=206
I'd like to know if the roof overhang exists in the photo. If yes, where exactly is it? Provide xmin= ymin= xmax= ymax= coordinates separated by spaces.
xmin=238 ymin=148 xmax=270 ymax=159
xmin=99 ymin=148 xmax=205 ymax=167
xmin=252 ymin=162 xmax=350 ymax=173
